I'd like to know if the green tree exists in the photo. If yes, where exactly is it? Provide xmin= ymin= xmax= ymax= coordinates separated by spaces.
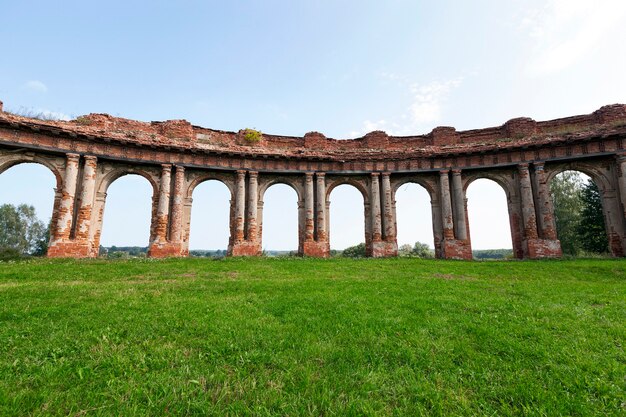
xmin=398 ymin=244 xmax=413 ymax=256
xmin=550 ymin=171 xmax=583 ymax=255
xmin=31 ymin=222 xmax=50 ymax=256
xmin=577 ymin=180 xmax=609 ymax=254
xmin=412 ymin=241 xmax=435 ymax=258
xmin=0 ymin=204 xmax=49 ymax=256
xmin=342 ymin=242 xmax=366 ymax=258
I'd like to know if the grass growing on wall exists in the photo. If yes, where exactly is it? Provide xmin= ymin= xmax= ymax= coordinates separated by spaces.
xmin=0 ymin=257 xmax=624 ymax=416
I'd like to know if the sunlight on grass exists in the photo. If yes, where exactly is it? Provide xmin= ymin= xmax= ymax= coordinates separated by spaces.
xmin=0 ymin=258 xmax=624 ymax=416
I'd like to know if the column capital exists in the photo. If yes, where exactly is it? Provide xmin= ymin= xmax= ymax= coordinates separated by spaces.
xmin=533 ymin=162 xmax=545 ymax=171
xmin=451 ymin=169 xmax=462 ymax=175
xmin=439 ymin=169 xmax=450 ymax=175
xmin=316 ymin=172 xmax=326 ymax=178
xmin=518 ymin=163 xmax=530 ymax=171
xmin=84 ymin=155 xmax=98 ymax=162
xmin=66 ymin=153 xmax=80 ymax=161
xmin=305 ymin=171 xmax=314 ymax=178
xmin=616 ymin=153 xmax=626 ymax=163
xmin=174 ymin=164 xmax=185 ymax=172
xmin=370 ymin=172 xmax=380 ymax=178
xmin=382 ymin=172 xmax=391 ymax=178
xmin=248 ymin=170 xmax=258 ymax=178
xmin=236 ymin=169 xmax=246 ymax=177
xmin=161 ymin=164 xmax=172 ymax=172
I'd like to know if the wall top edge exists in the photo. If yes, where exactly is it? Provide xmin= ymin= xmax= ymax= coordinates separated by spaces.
xmin=0 ymin=102 xmax=625 ymax=160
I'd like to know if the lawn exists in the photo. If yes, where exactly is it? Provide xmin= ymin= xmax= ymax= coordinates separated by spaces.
xmin=0 ymin=257 xmax=624 ymax=416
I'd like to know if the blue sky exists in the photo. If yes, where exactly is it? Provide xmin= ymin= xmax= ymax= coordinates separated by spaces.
xmin=1 ymin=1 xmax=625 ymax=250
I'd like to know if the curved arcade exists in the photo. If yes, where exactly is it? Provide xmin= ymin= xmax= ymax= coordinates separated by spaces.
xmin=1 ymin=99 xmax=626 ymax=259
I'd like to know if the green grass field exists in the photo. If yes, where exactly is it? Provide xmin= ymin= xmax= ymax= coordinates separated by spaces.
xmin=0 ymin=258 xmax=624 ymax=416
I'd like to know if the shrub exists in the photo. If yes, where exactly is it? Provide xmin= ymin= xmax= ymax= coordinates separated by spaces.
xmin=74 ymin=116 xmax=93 ymax=126
xmin=242 ymin=128 xmax=263 ymax=143
xmin=342 ymin=243 xmax=366 ymax=258
xmin=0 ymin=247 xmax=22 ymax=261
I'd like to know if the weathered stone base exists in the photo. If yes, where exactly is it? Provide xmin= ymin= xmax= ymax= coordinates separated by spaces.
xmin=302 ymin=241 xmax=330 ymax=257
xmin=370 ymin=240 xmax=399 ymax=258
xmin=228 ymin=241 xmax=262 ymax=256
xmin=147 ymin=242 xmax=187 ymax=258
xmin=607 ymin=232 xmax=624 ymax=257
xmin=47 ymin=240 xmax=93 ymax=258
xmin=525 ymin=238 xmax=562 ymax=258
xmin=442 ymin=239 xmax=472 ymax=260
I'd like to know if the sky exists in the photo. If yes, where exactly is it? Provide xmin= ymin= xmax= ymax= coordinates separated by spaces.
xmin=0 ymin=0 xmax=625 ymax=250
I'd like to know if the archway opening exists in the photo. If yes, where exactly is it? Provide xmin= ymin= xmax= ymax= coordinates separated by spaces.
xmin=261 ymin=183 xmax=298 ymax=255
xmin=550 ymin=170 xmax=608 ymax=256
xmin=329 ymin=184 xmax=365 ymax=255
xmin=188 ymin=180 xmax=231 ymax=257
xmin=395 ymin=182 xmax=435 ymax=256
xmin=0 ymin=163 xmax=55 ymax=256
xmin=100 ymin=174 xmax=153 ymax=257
xmin=467 ymin=178 xmax=513 ymax=259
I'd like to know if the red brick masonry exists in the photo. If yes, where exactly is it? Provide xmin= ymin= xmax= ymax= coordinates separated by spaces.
xmin=0 ymin=100 xmax=625 ymax=259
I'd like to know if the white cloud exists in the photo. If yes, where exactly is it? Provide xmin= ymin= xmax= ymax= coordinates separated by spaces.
xmin=23 ymin=80 xmax=48 ymax=93
xmin=347 ymin=77 xmax=462 ymax=138
xmin=523 ymin=0 xmax=626 ymax=75
xmin=363 ymin=119 xmax=387 ymax=131
xmin=408 ymin=79 xmax=462 ymax=125
xmin=38 ymin=109 xmax=71 ymax=121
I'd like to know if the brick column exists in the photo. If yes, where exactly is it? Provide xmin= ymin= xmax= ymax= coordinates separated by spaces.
xmin=234 ymin=170 xmax=246 ymax=242
xmin=533 ymin=163 xmax=557 ymax=240
xmin=301 ymin=172 xmax=330 ymax=257
xmin=617 ymin=156 xmax=626 ymax=220
xmin=438 ymin=169 xmax=471 ymax=259
xmin=316 ymin=173 xmax=327 ymax=241
xmin=451 ymin=169 xmax=467 ymax=240
xmin=304 ymin=172 xmax=314 ymax=241
xmin=75 ymin=155 xmax=97 ymax=241
xmin=170 ymin=165 xmax=185 ymax=243
xmin=518 ymin=163 xmax=538 ymax=240
xmin=154 ymin=164 xmax=172 ymax=243
xmin=246 ymin=171 xmax=258 ymax=241
xmin=367 ymin=171 xmax=399 ymax=257
xmin=439 ymin=170 xmax=454 ymax=239
xmin=53 ymin=153 xmax=80 ymax=241
xmin=370 ymin=173 xmax=382 ymax=242
xmin=381 ymin=172 xmax=395 ymax=241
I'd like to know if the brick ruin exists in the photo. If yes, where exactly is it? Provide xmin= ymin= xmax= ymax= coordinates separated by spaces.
xmin=1 ymin=99 xmax=626 ymax=259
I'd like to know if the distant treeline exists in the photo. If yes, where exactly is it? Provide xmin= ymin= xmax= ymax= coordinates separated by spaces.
xmin=472 ymin=249 xmax=513 ymax=259
xmin=100 ymin=246 xmax=147 ymax=258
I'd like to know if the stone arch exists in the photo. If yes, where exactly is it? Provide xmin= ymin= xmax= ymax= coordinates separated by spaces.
xmin=544 ymin=161 xmax=613 ymax=193
xmin=326 ymin=177 xmax=369 ymax=251
xmin=185 ymin=171 xmax=235 ymax=201
xmin=0 ymin=153 xmax=63 ymax=191
xmin=391 ymin=175 xmax=438 ymax=252
xmin=186 ymin=176 xmax=232 ymax=254
xmin=258 ymin=176 xmax=304 ymax=203
xmin=463 ymin=169 xmax=519 ymax=257
xmin=259 ymin=180 xmax=301 ymax=252
xmin=465 ymin=177 xmax=515 ymax=251
xmin=90 ymin=165 xmax=161 ymax=252
xmin=257 ymin=175 xmax=305 ymax=254
xmin=544 ymin=161 xmax=622 ymax=256
xmin=392 ymin=175 xmax=437 ymax=199
xmin=96 ymin=166 xmax=160 ymax=197
xmin=462 ymin=171 xmax=516 ymax=199
xmin=97 ymin=170 xmax=156 ymax=249
xmin=0 ymin=153 xmax=62 ymax=253
xmin=325 ymin=176 xmax=369 ymax=203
